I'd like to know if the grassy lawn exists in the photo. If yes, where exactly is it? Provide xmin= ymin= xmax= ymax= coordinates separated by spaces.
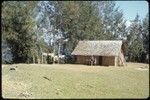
xmin=2 ymin=63 xmax=149 ymax=99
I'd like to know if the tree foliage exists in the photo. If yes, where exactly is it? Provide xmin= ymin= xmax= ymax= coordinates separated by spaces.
xmin=98 ymin=1 xmax=127 ymax=40
xmin=2 ymin=1 xmax=148 ymax=64
xmin=2 ymin=1 xmax=38 ymax=63
xmin=127 ymin=14 xmax=148 ymax=62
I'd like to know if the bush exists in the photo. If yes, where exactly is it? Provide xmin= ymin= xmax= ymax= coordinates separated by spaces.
xmin=2 ymin=50 xmax=13 ymax=64
xmin=46 ymin=56 xmax=53 ymax=64
xmin=64 ymin=55 xmax=76 ymax=64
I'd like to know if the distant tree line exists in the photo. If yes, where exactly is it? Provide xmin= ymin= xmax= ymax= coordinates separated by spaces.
xmin=2 ymin=1 xmax=149 ymax=64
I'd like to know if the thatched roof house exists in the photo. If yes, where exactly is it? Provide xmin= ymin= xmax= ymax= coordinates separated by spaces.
xmin=71 ymin=40 xmax=126 ymax=66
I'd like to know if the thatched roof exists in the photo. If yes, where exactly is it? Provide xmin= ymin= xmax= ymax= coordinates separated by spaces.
xmin=71 ymin=40 xmax=123 ymax=56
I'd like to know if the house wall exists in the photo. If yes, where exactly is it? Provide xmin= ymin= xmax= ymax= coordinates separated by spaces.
xmin=76 ymin=55 xmax=91 ymax=65
xmin=102 ymin=56 xmax=115 ymax=66
xmin=76 ymin=55 xmax=118 ymax=66
xmin=76 ymin=55 xmax=100 ymax=65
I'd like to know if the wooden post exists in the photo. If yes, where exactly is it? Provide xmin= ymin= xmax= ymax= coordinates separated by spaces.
xmin=94 ymin=56 xmax=97 ymax=65
xmin=91 ymin=55 xmax=94 ymax=66
xmin=90 ymin=56 xmax=92 ymax=66
xmin=115 ymin=56 xmax=117 ymax=66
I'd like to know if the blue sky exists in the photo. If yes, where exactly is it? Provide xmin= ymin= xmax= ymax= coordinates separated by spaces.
xmin=116 ymin=1 xmax=148 ymax=26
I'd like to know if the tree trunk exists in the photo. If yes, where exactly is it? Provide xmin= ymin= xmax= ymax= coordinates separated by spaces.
xmin=38 ymin=58 xmax=41 ymax=64
xmin=33 ymin=55 xmax=35 ymax=64
xmin=58 ymin=42 xmax=61 ymax=64
xmin=42 ymin=54 xmax=43 ymax=64
xmin=53 ymin=39 xmax=55 ymax=64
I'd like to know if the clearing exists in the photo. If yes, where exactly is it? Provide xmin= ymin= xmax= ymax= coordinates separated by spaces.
xmin=2 ymin=62 xmax=149 ymax=99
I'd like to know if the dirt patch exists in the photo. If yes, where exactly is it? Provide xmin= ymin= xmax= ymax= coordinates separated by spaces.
xmin=18 ymin=91 xmax=32 ymax=98
xmin=135 ymin=67 xmax=149 ymax=71
xmin=43 ymin=76 xmax=52 ymax=81
xmin=126 ymin=62 xmax=149 ymax=68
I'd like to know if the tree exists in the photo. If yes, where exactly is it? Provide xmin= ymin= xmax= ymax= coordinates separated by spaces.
xmin=127 ymin=14 xmax=144 ymax=62
xmin=56 ymin=1 xmax=104 ymax=55
xmin=98 ymin=1 xmax=127 ymax=40
xmin=2 ymin=1 xmax=38 ymax=63
xmin=141 ymin=13 xmax=149 ymax=63
xmin=33 ymin=1 xmax=104 ymax=63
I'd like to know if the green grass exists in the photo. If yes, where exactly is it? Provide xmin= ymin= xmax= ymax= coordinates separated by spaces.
xmin=2 ymin=63 xmax=149 ymax=99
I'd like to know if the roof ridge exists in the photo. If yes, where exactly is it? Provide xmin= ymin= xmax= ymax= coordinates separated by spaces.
xmin=79 ymin=40 xmax=122 ymax=41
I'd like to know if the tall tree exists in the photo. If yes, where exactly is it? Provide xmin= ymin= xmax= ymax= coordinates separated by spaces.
xmin=98 ymin=1 xmax=127 ymax=40
xmin=33 ymin=1 xmax=103 ymax=58
xmin=32 ymin=1 xmax=129 ymax=63
xmin=127 ymin=14 xmax=144 ymax=62
xmin=56 ymin=1 xmax=104 ymax=54
xmin=141 ymin=13 xmax=149 ymax=63
xmin=2 ymin=1 xmax=38 ymax=63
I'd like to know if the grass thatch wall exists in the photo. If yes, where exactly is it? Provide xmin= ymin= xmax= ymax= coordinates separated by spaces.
xmin=76 ymin=55 xmax=116 ymax=66
xmin=102 ymin=56 xmax=115 ymax=66
xmin=76 ymin=55 xmax=90 ymax=65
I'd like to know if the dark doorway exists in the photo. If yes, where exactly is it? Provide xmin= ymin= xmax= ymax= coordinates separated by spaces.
xmin=99 ymin=56 xmax=102 ymax=65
